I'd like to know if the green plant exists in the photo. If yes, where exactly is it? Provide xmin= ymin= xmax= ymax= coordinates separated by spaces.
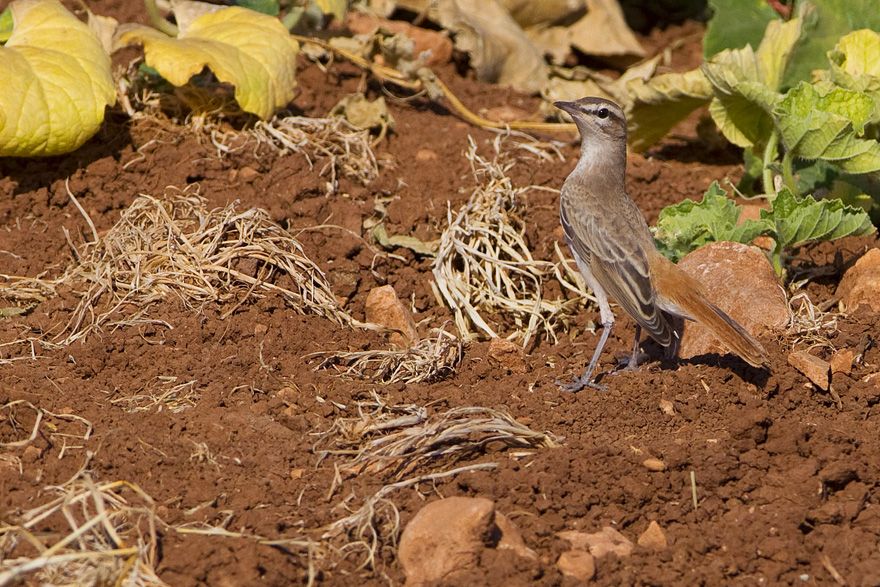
xmin=627 ymin=1 xmax=880 ymax=213
xmin=654 ymin=182 xmax=875 ymax=277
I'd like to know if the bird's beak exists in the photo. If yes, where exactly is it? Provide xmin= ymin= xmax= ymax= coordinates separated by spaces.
xmin=554 ymin=101 xmax=578 ymax=117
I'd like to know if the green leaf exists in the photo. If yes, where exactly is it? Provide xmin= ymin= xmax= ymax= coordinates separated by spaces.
xmin=701 ymin=15 xmax=801 ymax=150
xmin=776 ymin=82 xmax=880 ymax=173
xmin=234 ymin=0 xmax=280 ymax=16
xmin=784 ymin=0 xmax=880 ymax=89
xmin=625 ymin=68 xmax=712 ymax=152
xmin=703 ymin=0 xmax=777 ymax=59
xmin=0 ymin=7 xmax=12 ymax=43
xmin=654 ymin=182 xmax=772 ymax=261
xmin=764 ymin=188 xmax=875 ymax=250
xmin=0 ymin=0 xmax=116 ymax=157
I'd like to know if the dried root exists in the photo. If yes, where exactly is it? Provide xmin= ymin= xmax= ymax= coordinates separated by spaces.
xmin=310 ymin=329 xmax=462 ymax=384
xmin=59 ymin=186 xmax=349 ymax=345
xmin=787 ymin=291 xmax=840 ymax=352
xmin=432 ymin=135 xmax=594 ymax=346
xmin=109 ymin=376 xmax=200 ymax=414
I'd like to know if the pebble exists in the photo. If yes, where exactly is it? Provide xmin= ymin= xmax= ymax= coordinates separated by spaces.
xmin=642 ymin=458 xmax=667 ymax=472
xmin=557 ymin=550 xmax=596 ymax=581
xmin=658 ymin=399 xmax=676 ymax=415
xmin=558 ymin=526 xmax=633 ymax=558
xmin=637 ymin=520 xmax=668 ymax=551
xmin=830 ymin=348 xmax=854 ymax=375
xmin=365 ymin=285 xmax=419 ymax=348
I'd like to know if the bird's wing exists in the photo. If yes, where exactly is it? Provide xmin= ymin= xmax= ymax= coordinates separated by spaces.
xmin=560 ymin=195 xmax=674 ymax=346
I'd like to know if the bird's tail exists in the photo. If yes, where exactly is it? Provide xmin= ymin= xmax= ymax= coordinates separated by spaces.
xmin=650 ymin=254 xmax=770 ymax=368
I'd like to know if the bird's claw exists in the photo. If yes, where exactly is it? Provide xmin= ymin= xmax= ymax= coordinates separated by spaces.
xmin=557 ymin=375 xmax=607 ymax=393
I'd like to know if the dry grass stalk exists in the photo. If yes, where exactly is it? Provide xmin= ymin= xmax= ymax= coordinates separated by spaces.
xmin=59 ymin=186 xmax=348 ymax=345
xmin=787 ymin=292 xmax=839 ymax=351
xmin=0 ymin=400 xmax=93 ymax=457
xmin=0 ymin=473 xmax=165 ymax=586
xmin=310 ymin=329 xmax=463 ymax=384
xmin=116 ymin=61 xmax=380 ymax=192
xmin=432 ymin=135 xmax=594 ymax=346
xmin=109 ymin=376 xmax=200 ymax=414
xmin=315 ymin=393 xmax=559 ymax=485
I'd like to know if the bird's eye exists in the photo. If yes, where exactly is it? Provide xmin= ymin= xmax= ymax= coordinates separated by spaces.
xmin=596 ymin=107 xmax=610 ymax=119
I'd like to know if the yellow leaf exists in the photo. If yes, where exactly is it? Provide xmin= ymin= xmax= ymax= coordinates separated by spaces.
xmin=116 ymin=1 xmax=299 ymax=120
xmin=0 ymin=0 xmax=115 ymax=157
xmin=314 ymin=0 xmax=348 ymax=21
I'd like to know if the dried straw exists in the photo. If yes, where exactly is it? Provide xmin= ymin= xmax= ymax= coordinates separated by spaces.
xmin=0 ymin=473 xmax=165 ymax=586
xmin=309 ymin=329 xmax=462 ymax=384
xmin=432 ymin=135 xmax=594 ymax=346
xmin=59 ymin=186 xmax=349 ymax=345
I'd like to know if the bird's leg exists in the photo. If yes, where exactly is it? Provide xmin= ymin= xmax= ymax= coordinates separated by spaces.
xmin=559 ymin=319 xmax=613 ymax=392
xmin=616 ymin=325 xmax=642 ymax=371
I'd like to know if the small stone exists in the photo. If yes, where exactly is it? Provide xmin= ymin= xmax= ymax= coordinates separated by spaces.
xmin=398 ymin=497 xmax=494 ymax=585
xmin=365 ymin=285 xmax=418 ymax=348
xmin=557 ymin=550 xmax=595 ymax=581
xmin=253 ymin=323 xmax=268 ymax=336
xmin=642 ymin=458 xmax=666 ymax=472
xmin=487 ymin=338 xmax=526 ymax=374
xmin=238 ymin=166 xmax=259 ymax=182
xmin=482 ymin=105 xmax=531 ymax=123
xmin=677 ymin=242 xmax=787 ymax=360
xmin=276 ymin=386 xmax=297 ymax=403
xmin=658 ymin=399 xmax=676 ymax=416
xmin=837 ymin=248 xmax=880 ymax=313
xmin=289 ymin=468 xmax=304 ymax=480
xmin=830 ymin=348 xmax=855 ymax=376
xmin=558 ymin=526 xmax=633 ymax=558
xmin=637 ymin=520 xmax=668 ymax=551
xmin=495 ymin=512 xmax=538 ymax=561
xmin=788 ymin=350 xmax=830 ymax=390
xmin=415 ymin=148 xmax=438 ymax=161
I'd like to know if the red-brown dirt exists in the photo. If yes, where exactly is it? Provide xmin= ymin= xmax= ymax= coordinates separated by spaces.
xmin=1 ymin=2 xmax=879 ymax=586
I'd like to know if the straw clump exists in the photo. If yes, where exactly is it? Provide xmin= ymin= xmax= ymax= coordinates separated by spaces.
xmin=60 ymin=186 xmax=348 ymax=344
xmin=432 ymin=135 xmax=594 ymax=346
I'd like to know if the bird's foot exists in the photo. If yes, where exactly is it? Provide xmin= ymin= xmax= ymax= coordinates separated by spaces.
xmin=557 ymin=375 xmax=607 ymax=393
xmin=614 ymin=351 xmax=649 ymax=373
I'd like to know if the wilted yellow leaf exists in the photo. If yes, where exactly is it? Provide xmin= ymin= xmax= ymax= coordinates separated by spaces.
xmin=0 ymin=0 xmax=115 ymax=157
xmin=314 ymin=0 xmax=348 ymax=21
xmin=116 ymin=1 xmax=299 ymax=120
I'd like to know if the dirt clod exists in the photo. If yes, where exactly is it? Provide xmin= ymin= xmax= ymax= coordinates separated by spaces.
xmin=488 ymin=338 xmax=527 ymax=373
xmin=558 ymin=527 xmax=634 ymax=559
xmin=830 ymin=348 xmax=855 ymax=375
xmin=642 ymin=457 xmax=667 ymax=471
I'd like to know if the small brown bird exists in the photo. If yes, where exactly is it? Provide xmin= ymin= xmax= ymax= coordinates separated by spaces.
xmin=555 ymin=97 xmax=769 ymax=391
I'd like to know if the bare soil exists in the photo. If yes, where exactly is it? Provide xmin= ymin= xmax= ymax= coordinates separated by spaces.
xmin=1 ymin=3 xmax=879 ymax=585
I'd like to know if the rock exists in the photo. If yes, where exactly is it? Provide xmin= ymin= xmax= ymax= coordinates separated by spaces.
xmin=346 ymin=13 xmax=453 ymax=66
xmin=495 ymin=512 xmax=538 ymax=561
xmin=637 ymin=521 xmax=668 ymax=551
xmin=399 ymin=497 xmax=536 ymax=585
xmin=658 ymin=399 xmax=676 ymax=416
xmin=837 ymin=248 xmax=880 ymax=313
xmin=677 ymin=242 xmax=788 ymax=360
xmin=642 ymin=458 xmax=666 ymax=472
xmin=788 ymin=350 xmax=830 ymax=390
xmin=488 ymin=338 xmax=526 ymax=374
xmin=558 ymin=526 xmax=633 ymax=558
xmin=22 ymin=445 xmax=41 ymax=463
xmin=557 ymin=550 xmax=596 ymax=581
xmin=415 ymin=148 xmax=438 ymax=161
xmin=830 ymin=348 xmax=855 ymax=376
xmin=238 ymin=166 xmax=259 ymax=182
xmin=253 ymin=323 xmax=268 ymax=336
xmin=399 ymin=497 xmax=493 ymax=585
xmin=365 ymin=285 xmax=418 ymax=348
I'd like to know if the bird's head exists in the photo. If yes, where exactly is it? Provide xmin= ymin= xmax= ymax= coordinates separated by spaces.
xmin=554 ymin=97 xmax=627 ymax=144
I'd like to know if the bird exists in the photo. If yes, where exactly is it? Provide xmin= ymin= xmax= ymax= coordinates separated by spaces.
xmin=554 ymin=96 xmax=769 ymax=391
